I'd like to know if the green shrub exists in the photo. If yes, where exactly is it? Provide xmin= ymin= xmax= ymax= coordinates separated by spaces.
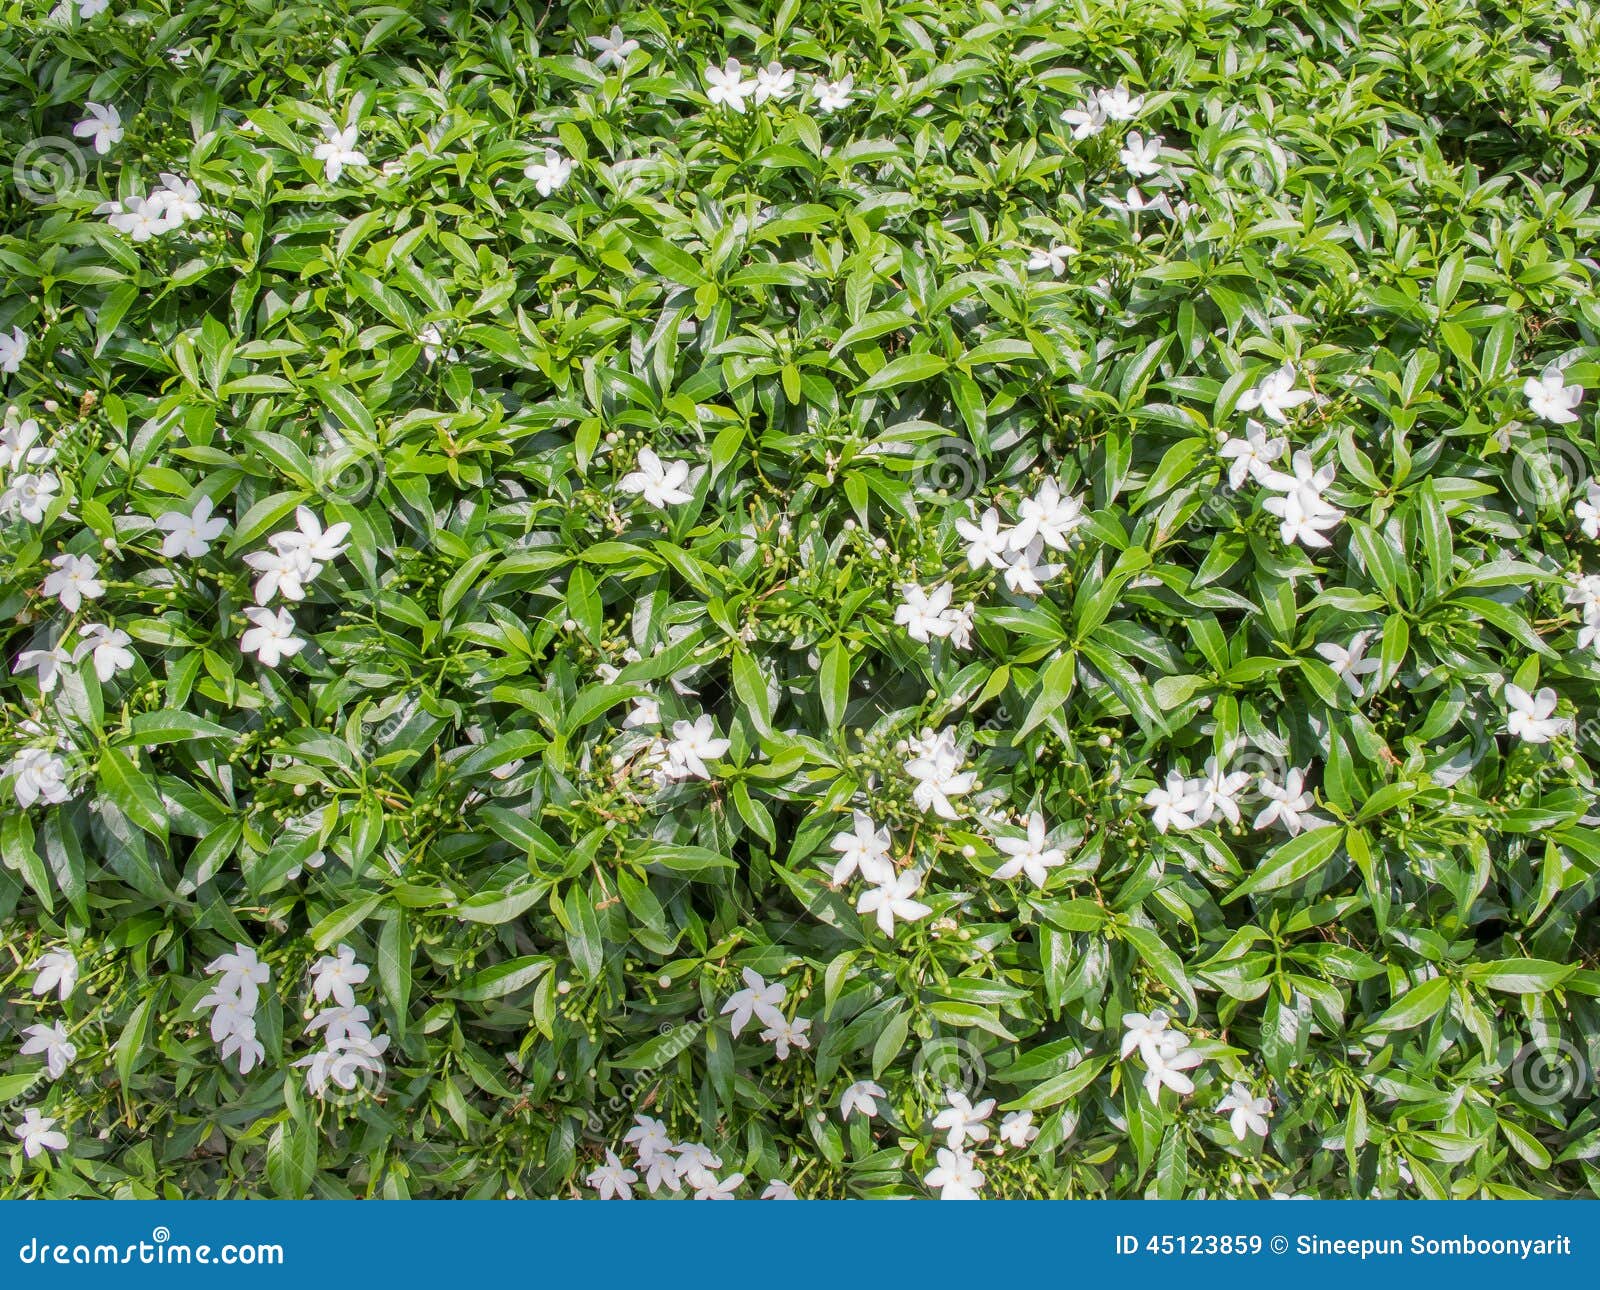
xmin=2 ymin=0 xmax=1599 ymax=1199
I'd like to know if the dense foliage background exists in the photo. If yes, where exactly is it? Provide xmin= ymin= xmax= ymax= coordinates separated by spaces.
xmin=2 ymin=0 xmax=1599 ymax=1199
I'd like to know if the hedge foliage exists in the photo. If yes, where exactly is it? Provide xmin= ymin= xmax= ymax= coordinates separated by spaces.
xmin=2 ymin=0 xmax=1600 ymax=1199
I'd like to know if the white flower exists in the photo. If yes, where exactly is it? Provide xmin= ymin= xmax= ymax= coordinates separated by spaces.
xmin=1576 ymin=479 xmax=1600 ymax=539
xmin=1 ymin=471 xmax=59 ymax=523
xmin=1217 ymin=422 xmax=1287 ymax=490
xmin=13 ymin=1109 xmax=68 ymax=1159
xmin=1260 ymin=449 xmax=1335 ymax=507
xmin=524 ymin=148 xmax=573 ymax=196
xmin=761 ymin=1179 xmax=797 ymax=1199
xmin=1217 ymin=1081 xmax=1273 ymax=1140
xmin=1119 ymin=130 xmax=1163 ymax=177
xmin=219 ymin=1020 xmax=266 ymax=1074
xmin=74 ymin=623 xmax=135 ymax=682
xmin=72 ymin=102 xmax=122 ymax=155
xmin=665 ymin=714 xmax=729 ymax=779
xmin=586 ymin=1149 xmax=637 ymax=1199
xmin=840 ymin=1079 xmax=887 ymax=1120
xmin=1253 ymin=768 xmax=1319 ymax=834
xmin=1060 ymin=97 xmax=1106 ymax=139
xmin=205 ymin=943 xmax=270 ymax=1011
xmin=243 ymin=547 xmax=313 ymax=604
xmin=150 ymin=172 xmax=204 ymax=224
xmin=1097 ymin=85 xmax=1145 ymax=120
xmin=276 ymin=506 xmax=351 ymax=565
xmin=1505 ymin=683 xmax=1565 ymax=743
xmin=1315 ymin=633 xmax=1381 ymax=699
xmin=0 ymin=327 xmax=29 ymax=374
xmin=1524 ymin=368 xmax=1583 ymax=425
xmin=294 ymin=1033 xmax=389 ymax=1096
xmin=704 ymin=58 xmax=757 ymax=112
xmin=829 ymin=811 xmax=895 ymax=885
xmin=924 ymin=1147 xmax=984 ymax=1199
xmin=1262 ymin=485 xmax=1343 ymax=548
xmin=754 ymin=62 xmax=795 ymax=104
xmin=1145 ymin=770 xmax=1203 ymax=833
xmin=692 ymin=1171 xmax=745 ymax=1200
xmin=623 ymin=1114 xmax=673 ymax=1163
xmin=20 ymin=1022 xmax=77 ymax=1080
xmin=812 ymin=75 xmax=854 ymax=113
xmin=895 ymin=582 xmax=956 ymax=643
xmin=0 ymin=416 xmax=51 ymax=472
xmin=156 ymin=496 xmax=227 ymax=558
xmin=586 ymin=25 xmax=639 ymax=70
xmin=104 ymin=194 xmax=173 ymax=242
xmin=1142 ymin=1032 xmax=1204 ymax=1102
xmin=1000 ymin=538 xmax=1062 ymax=596
xmin=14 ymin=643 xmax=70 ymax=693
xmin=619 ymin=447 xmax=694 ymax=508
xmin=310 ymin=945 xmax=370 ymax=1009
xmin=42 ymin=553 xmax=105 ymax=613
xmin=992 ymin=811 xmax=1067 ymax=888
xmin=1009 ymin=478 xmax=1085 ymax=551
xmin=904 ymin=729 xmax=974 ymax=819
xmin=1567 ymin=575 xmax=1600 ymax=653
xmin=998 ymin=1110 xmax=1038 ymax=1149
xmin=674 ymin=1142 xmax=722 ymax=1189
xmin=313 ymin=124 xmax=368 ymax=182
xmin=759 ymin=1014 xmax=812 ymax=1059
xmin=240 ymin=606 xmax=305 ymax=667
xmin=944 ymin=601 xmax=976 ymax=650
xmin=1193 ymin=758 xmax=1250 ymax=828
xmin=933 ymin=1089 xmax=995 ymax=1149
xmin=418 ymin=323 xmax=457 ymax=364
xmin=1121 ymin=1009 xmax=1177 ymax=1063
xmin=1123 ymin=1012 xmax=1204 ymax=1101
xmin=30 ymin=949 xmax=79 ymax=1001
xmin=622 ymin=695 xmax=660 ymax=729
xmin=721 ymin=967 xmax=786 ymax=1037
xmin=1026 ymin=244 xmax=1077 ymax=276
xmin=639 ymin=1150 xmax=683 ymax=1195
xmin=9 ymin=749 xmax=72 ymax=809
xmin=856 ymin=870 xmax=932 ymax=937
xmin=1237 ymin=364 xmax=1312 ymax=424
xmin=955 ymin=507 xmax=1011 ymax=571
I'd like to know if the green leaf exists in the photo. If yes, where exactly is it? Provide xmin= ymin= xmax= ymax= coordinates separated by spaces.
xmin=1225 ymin=826 xmax=1344 ymax=903
xmin=96 ymin=746 xmax=169 ymax=846
xmin=1370 ymin=975 xmax=1453 ymax=1031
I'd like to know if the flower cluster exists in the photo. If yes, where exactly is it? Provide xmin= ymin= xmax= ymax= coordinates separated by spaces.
xmin=0 ymin=413 xmax=56 ymax=523
xmin=18 ymin=949 xmax=79 ymax=1094
xmin=828 ymin=810 xmax=932 ymax=939
xmin=720 ymin=968 xmax=811 ymax=1059
xmin=98 ymin=172 xmax=205 ymax=242
xmin=585 ymin=1113 xmax=792 ymax=1200
xmin=702 ymin=58 xmax=854 ymax=116
xmin=240 ymin=507 xmax=350 ymax=666
xmin=1144 ymin=759 xmax=1321 ymax=837
xmin=1121 ymin=1010 xmax=1206 ymax=1104
xmin=199 ymin=943 xmax=270 ymax=1075
xmin=293 ymin=945 xmax=390 ymax=1099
